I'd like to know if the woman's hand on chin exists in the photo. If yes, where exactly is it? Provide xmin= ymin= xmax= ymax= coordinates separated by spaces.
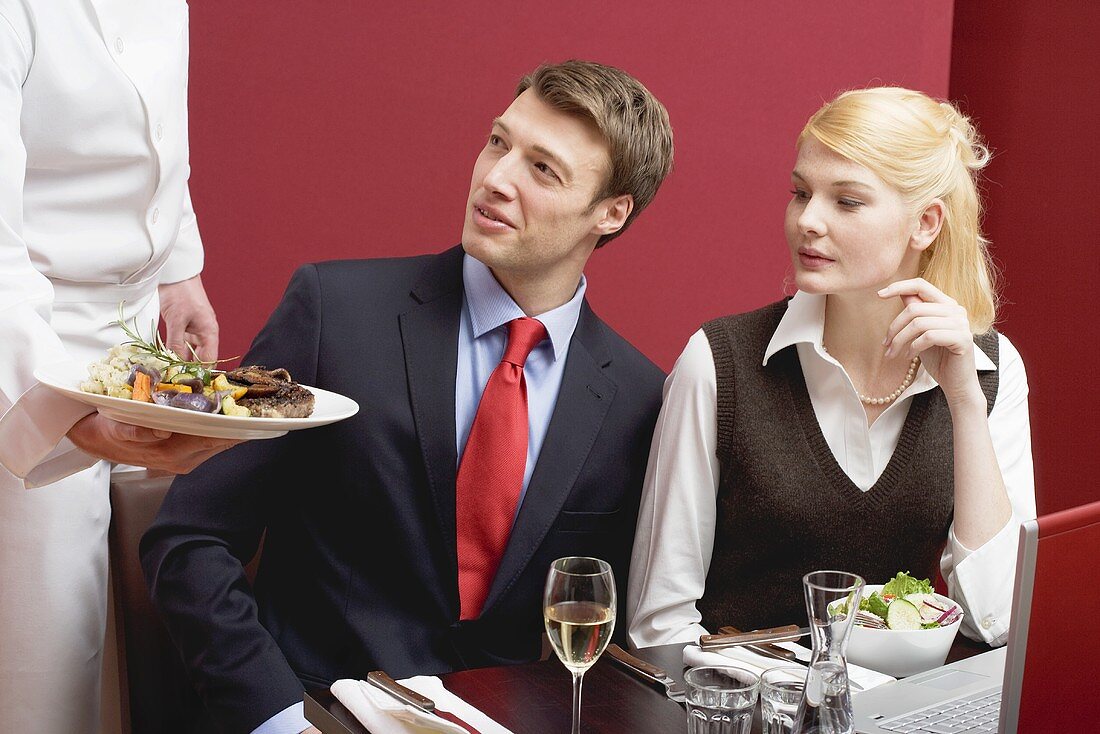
xmin=879 ymin=278 xmax=984 ymax=406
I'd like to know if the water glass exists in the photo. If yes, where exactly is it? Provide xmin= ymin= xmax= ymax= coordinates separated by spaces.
xmin=684 ymin=665 xmax=759 ymax=734
xmin=761 ymin=666 xmax=807 ymax=734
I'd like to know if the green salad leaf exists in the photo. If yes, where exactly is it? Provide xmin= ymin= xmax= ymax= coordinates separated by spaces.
xmin=863 ymin=593 xmax=890 ymax=619
xmin=881 ymin=571 xmax=933 ymax=599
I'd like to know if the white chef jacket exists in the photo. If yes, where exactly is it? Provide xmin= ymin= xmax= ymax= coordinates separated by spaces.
xmin=627 ymin=291 xmax=1036 ymax=649
xmin=0 ymin=0 xmax=203 ymax=488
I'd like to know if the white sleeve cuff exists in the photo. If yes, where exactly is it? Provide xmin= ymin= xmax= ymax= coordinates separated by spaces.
xmin=944 ymin=515 xmax=1019 ymax=646
xmin=251 ymin=701 xmax=310 ymax=734
xmin=629 ymin=621 xmax=709 ymax=650
xmin=21 ymin=437 xmax=100 ymax=488
xmin=0 ymin=382 xmax=94 ymax=480
xmin=947 ymin=523 xmax=978 ymax=566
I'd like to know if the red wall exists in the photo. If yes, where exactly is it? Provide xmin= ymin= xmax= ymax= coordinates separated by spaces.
xmin=188 ymin=1 xmax=954 ymax=372
xmin=950 ymin=3 xmax=1100 ymax=514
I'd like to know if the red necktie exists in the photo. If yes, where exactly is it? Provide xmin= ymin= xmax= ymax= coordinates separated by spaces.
xmin=456 ymin=317 xmax=548 ymax=620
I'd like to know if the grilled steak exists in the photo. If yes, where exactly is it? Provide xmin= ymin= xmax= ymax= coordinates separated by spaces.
xmin=227 ymin=365 xmax=315 ymax=418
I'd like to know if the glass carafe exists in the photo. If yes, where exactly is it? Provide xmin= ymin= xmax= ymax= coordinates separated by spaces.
xmin=792 ymin=570 xmax=865 ymax=734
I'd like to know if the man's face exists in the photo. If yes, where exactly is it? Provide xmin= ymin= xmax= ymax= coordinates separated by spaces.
xmin=461 ymin=90 xmax=618 ymax=293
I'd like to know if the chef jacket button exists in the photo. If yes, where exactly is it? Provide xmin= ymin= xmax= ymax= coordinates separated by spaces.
xmin=155 ymin=123 xmax=164 ymax=141
xmin=115 ymin=37 xmax=124 ymax=54
xmin=151 ymin=207 xmax=160 ymax=225
xmin=980 ymin=616 xmax=993 ymax=630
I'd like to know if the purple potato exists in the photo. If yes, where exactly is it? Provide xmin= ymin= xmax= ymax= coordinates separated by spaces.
xmin=126 ymin=363 xmax=162 ymax=387
xmin=151 ymin=391 xmax=174 ymax=406
xmin=164 ymin=391 xmax=217 ymax=413
xmin=177 ymin=377 xmax=204 ymax=393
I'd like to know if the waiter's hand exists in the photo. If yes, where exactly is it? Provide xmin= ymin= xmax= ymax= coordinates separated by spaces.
xmin=67 ymin=413 xmax=240 ymax=474
xmin=159 ymin=274 xmax=219 ymax=362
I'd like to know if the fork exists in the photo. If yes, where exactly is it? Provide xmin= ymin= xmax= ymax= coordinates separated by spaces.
xmin=854 ymin=611 xmax=888 ymax=629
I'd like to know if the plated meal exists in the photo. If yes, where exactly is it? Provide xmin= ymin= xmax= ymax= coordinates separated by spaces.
xmin=35 ymin=307 xmax=358 ymax=440
xmin=80 ymin=309 xmax=313 ymax=419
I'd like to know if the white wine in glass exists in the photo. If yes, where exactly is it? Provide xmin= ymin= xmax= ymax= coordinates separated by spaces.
xmin=544 ymin=557 xmax=616 ymax=734
xmin=544 ymin=600 xmax=614 ymax=670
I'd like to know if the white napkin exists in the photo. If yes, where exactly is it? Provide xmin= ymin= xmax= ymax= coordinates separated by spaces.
xmin=330 ymin=675 xmax=514 ymax=734
xmin=683 ymin=643 xmax=895 ymax=692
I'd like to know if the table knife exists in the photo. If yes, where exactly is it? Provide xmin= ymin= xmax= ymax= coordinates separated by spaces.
xmin=718 ymin=626 xmax=797 ymax=660
xmin=699 ymin=624 xmax=810 ymax=650
xmin=606 ymin=644 xmax=687 ymax=703
xmin=364 ymin=671 xmax=483 ymax=733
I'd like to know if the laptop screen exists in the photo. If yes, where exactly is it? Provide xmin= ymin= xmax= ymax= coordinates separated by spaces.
xmin=1007 ymin=499 xmax=1100 ymax=732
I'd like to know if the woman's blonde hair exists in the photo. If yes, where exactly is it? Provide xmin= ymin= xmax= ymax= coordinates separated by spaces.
xmin=800 ymin=87 xmax=997 ymax=333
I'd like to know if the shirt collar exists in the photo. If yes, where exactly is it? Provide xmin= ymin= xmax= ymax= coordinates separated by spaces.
xmin=462 ymin=253 xmax=586 ymax=361
xmin=763 ymin=291 xmax=825 ymax=366
xmin=762 ymin=290 xmax=997 ymax=372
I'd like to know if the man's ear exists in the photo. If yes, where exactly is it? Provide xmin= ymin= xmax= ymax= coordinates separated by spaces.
xmin=910 ymin=198 xmax=945 ymax=253
xmin=592 ymin=194 xmax=634 ymax=237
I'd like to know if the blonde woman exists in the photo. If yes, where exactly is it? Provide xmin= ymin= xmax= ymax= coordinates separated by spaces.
xmin=627 ymin=87 xmax=1035 ymax=649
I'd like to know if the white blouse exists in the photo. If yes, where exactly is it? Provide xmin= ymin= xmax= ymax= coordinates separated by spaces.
xmin=0 ymin=0 xmax=203 ymax=487
xmin=627 ymin=291 xmax=1036 ymax=648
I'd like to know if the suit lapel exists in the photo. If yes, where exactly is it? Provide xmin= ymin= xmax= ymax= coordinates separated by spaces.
xmin=482 ymin=301 xmax=617 ymax=612
xmin=399 ymin=247 xmax=464 ymax=592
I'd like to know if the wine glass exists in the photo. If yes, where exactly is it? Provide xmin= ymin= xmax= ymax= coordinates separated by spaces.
xmin=543 ymin=556 xmax=616 ymax=734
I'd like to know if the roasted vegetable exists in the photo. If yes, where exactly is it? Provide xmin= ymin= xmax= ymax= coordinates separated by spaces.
xmin=126 ymin=363 xmax=161 ymax=388
xmin=132 ymin=371 xmax=153 ymax=403
xmin=168 ymin=372 xmax=205 ymax=392
xmin=151 ymin=391 xmax=217 ymax=413
xmin=219 ymin=395 xmax=251 ymax=417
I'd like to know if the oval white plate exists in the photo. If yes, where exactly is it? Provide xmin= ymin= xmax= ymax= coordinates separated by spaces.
xmin=35 ymin=360 xmax=359 ymax=440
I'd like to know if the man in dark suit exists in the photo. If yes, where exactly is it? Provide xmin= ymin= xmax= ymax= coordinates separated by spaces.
xmin=140 ymin=60 xmax=673 ymax=734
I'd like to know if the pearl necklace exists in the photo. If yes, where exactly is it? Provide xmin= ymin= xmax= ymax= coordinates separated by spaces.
xmin=858 ymin=356 xmax=920 ymax=406
xmin=822 ymin=345 xmax=921 ymax=406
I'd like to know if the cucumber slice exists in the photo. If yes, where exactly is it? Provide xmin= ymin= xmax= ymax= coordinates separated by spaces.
xmin=885 ymin=598 xmax=923 ymax=630
xmin=904 ymin=593 xmax=943 ymax=623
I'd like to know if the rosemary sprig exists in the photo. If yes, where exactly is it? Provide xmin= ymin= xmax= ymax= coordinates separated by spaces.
xmin=111 ymin=302 xmax=219 ymax=377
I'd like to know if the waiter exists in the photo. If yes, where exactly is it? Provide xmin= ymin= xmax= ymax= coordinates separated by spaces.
xmin=0 ymin=2 xmax=236 ymax=730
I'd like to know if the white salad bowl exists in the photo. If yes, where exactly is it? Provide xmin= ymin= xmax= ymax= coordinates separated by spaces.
xmin=845 ymin=584 xmax=963 ymax=678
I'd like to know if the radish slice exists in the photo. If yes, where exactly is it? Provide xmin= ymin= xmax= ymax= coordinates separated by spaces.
xmin=906 ymin=594 xmax=943 ymax=623
xmin=936 ymin=604 xmax=960 ymax=625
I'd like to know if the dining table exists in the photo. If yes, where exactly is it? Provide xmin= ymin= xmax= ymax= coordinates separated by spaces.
xmin=304 ymin=636 xmax=989 ymax=734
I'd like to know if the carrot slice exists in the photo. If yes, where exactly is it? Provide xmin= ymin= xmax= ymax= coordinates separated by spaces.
xmin=132 ymin=371 xmax=153 ymax=402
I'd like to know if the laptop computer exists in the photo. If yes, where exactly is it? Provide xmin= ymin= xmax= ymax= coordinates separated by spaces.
xmin=853 ymin=499 xmax=1100 ymax=733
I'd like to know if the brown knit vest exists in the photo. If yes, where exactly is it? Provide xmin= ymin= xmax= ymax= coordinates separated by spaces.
xmin=697 ymin=300 xmax=999 ymax=631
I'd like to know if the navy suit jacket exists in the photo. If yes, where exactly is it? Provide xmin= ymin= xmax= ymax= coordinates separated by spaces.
xmin=140 ymin=247 xmax=665 ymax=733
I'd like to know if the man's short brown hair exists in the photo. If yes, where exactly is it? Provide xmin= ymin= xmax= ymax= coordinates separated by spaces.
xmin=516 ymin=60 xmax=674 ymax=248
